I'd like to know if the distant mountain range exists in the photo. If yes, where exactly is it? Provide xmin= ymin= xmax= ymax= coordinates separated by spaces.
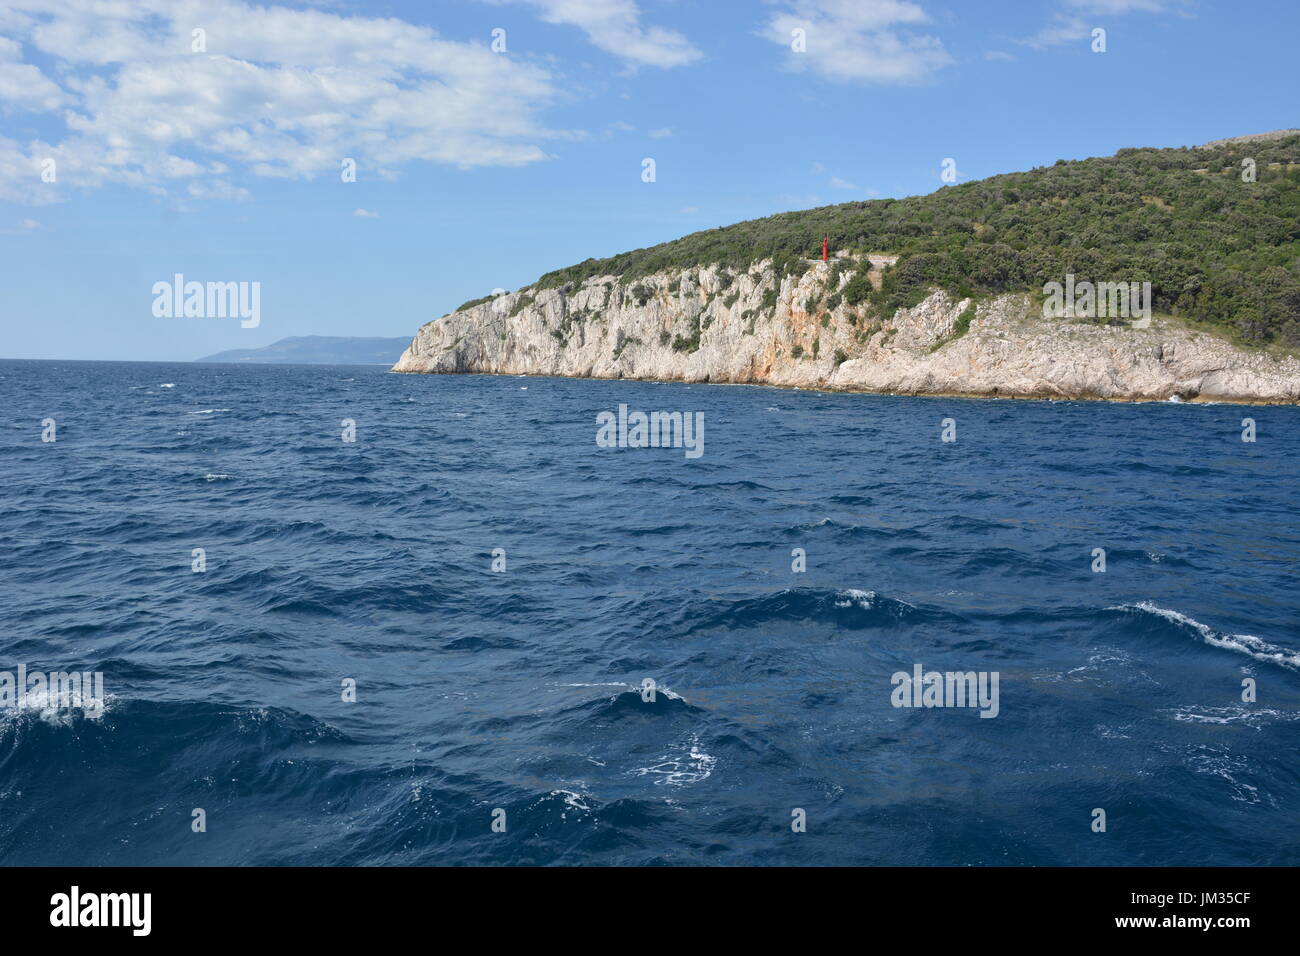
xmin=198 ymin=335 xmax=409 ymax=365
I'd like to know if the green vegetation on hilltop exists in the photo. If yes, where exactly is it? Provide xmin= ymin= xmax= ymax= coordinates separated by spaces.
xmin=534 ymin=135 xmax=1300 ymax=344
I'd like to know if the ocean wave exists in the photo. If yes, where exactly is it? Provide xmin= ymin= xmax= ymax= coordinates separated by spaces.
xmin=1110 ymin=602 xmax=1300 ymax=671
xmin=581 ymin=686 xmax=696 ymax=719
xmin=687 ymin=587 xmax=948 ymax=633
xmin=628 ymin=733 xmax=717 ymax=787
xmin=5 ymin=362 xmax=1300 ymax=866
xmin=1167 ymin=706 xmax=1299 ymax=726
xmin=0 ymin=690 xmax=116 ymax=728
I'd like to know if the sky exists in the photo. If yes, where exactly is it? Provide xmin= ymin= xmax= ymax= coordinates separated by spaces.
xmin=0 ymin=0 xmax=1296 ymax=361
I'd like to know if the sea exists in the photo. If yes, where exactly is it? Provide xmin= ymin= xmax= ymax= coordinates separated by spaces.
xmin=1 ymin=359 xmax=1297 ymax=866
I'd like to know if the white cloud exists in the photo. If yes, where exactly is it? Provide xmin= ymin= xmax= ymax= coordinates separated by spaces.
xmin=829 ymin=175 xmax=858 ymax=189
xmin=1024 ymin=0 xmax=1173 ymax=49
xmin=353 ymin=207 xmax=380 ymax=218
xmin=487 ymin=0 xmax=702 ymax=68
xmin=1023 ymin=16 xmax=1091 ymax=48
xmin=188 ymin=179 xmax=251 ymax=202
xmin=984 ymin=50 xmax=1015 ymax=62
xmin=0 ymin=35 xmax=64 ymax=110
xmin=0 ymin=0 xmax=566 ymax=203
xmin=20 ymin=217 xmax=39 ymax=228
xmin=761 ymin=0 xmax=951 ymax=84
xmin=1068 ymin=0 xmax=1167 ymax=13
xmin=648 ymin=126 xmax=672 ymax=138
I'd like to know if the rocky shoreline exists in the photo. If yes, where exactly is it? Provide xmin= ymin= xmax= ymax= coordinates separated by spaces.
xmin=392 ymin=261 xmax=1300 ymax=405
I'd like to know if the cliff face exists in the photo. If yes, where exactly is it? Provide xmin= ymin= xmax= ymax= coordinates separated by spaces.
xmin=392 ymin=261 xmax=1300 ymax=404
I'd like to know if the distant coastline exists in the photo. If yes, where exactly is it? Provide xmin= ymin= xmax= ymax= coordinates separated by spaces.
xmin=198 ymin=335 xmax=410 ymax=366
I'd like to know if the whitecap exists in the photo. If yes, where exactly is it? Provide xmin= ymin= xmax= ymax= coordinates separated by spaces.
xmin=1112 ymin=602 xmax=1300 ymax=670
xmin=834 ymin=588 xmax=876 ymax=609
xmin=0 ymin=689 xmax=114 ymax=727
xmin=1167 ymin=707 xmax=1296 ymax=726
xmin=549 ymin=789 xmax=594 ymax=815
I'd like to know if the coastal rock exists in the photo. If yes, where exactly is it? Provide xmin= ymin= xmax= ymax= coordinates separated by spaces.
xmin=392 ymin=262 xmax=1300 ymax=404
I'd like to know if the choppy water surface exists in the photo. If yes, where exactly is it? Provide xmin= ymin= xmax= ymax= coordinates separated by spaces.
xmin=1 ymin=359 xmax=1296 ymax=865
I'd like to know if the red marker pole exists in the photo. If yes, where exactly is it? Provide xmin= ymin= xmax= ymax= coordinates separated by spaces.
xmin=822 ymin=237 xmax=828 ymax=262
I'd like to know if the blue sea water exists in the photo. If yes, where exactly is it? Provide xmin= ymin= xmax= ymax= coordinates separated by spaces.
xmin=1 ymin=358 xmax=1297 ymax=866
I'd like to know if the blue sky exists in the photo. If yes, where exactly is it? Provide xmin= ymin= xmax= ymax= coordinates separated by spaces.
xmin=1 ymin=0 xmax=1297 ymax=361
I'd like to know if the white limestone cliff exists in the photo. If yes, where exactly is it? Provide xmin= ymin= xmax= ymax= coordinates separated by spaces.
xmin=392 ymin=260 xmax=1300 ymax=404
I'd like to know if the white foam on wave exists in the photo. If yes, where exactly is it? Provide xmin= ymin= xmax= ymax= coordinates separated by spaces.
xmin=1185 ymin=747 xmax=1264 ymax=805
xmin=834 ymin=588 xmax=876 ymax=609
xmin=158 ymin=383 xmax=175 ymax=388
xmin=1168 ymin=706 xmax=1297 ymax=726
xmin=204 ymin=473 xmax=234 ymax=481
xmin=628 ymin=733 xmax=716 ymax=787
xmin=559 ymin=681 xmax=688 ymax=703
xmin=189 ymin=408 xmax=229 ymax=415
xmin=1113 ymin=601 xmax=1300 ymax=671
xmin=548 ymin=789 xmax=594 ymax=817
xmin=833 ymin=588 xmax=916 ymax=612
xmin=0 ymin=690 xmax=115 ymax=728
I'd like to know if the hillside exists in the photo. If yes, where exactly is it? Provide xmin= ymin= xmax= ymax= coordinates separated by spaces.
xmin=199 ymin=335 xmax=410 ymax=365
xmin=531 ymin=133 xmax=1300 ymax=346
xmin=394 ymin=135 xmax=1300 ymax=403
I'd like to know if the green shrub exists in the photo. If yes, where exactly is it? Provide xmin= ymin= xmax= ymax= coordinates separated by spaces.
xmin=839 ymin=263 xmax=874 ymax=306
xmin=456 ymin=294 xmax=497 ymax=312
xmin=672 ymin=314 xmax=703 ymax=353
xmin=508 ymin=293 xmax=535 ymax=318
